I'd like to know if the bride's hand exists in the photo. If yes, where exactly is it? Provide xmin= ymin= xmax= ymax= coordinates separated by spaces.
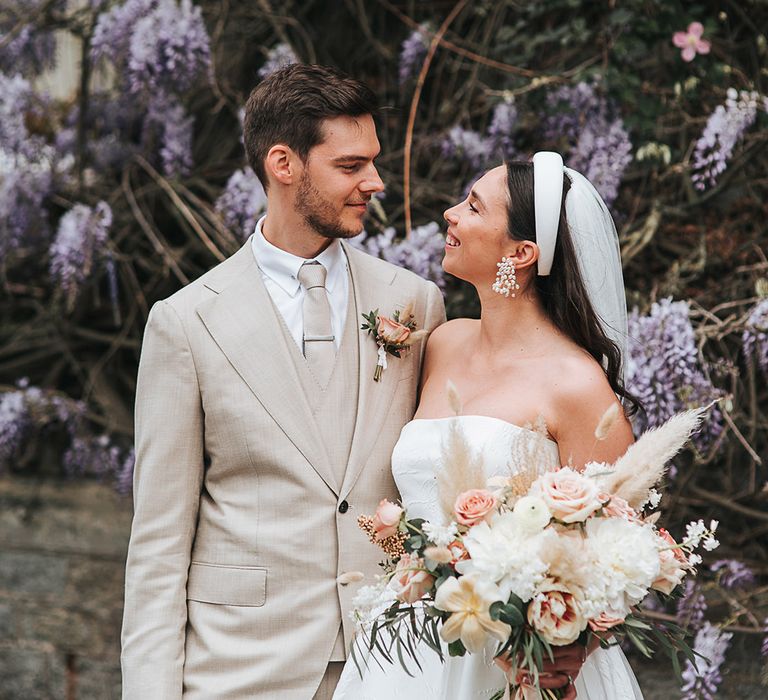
xmin=540 ymin=642 xmax=588 ymax=698
xmin=496 ymin=644 xmax=586 ymax=699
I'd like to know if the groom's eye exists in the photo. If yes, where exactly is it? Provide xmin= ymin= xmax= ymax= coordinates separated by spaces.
xmin=340 ymin=164 xmax=360 ymax=172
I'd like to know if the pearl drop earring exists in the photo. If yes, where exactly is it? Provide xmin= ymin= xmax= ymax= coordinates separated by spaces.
xmin=492 ymin=256 xmax=520 ymax=297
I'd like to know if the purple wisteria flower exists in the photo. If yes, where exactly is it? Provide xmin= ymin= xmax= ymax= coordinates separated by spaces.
xmin=691 ymin=89 xmax=763 ymax=191
xmin=0 ymin=147 xmax=53 ymax=255
xmin=0 ymin=383 xmax=84 ymax=473
xmin=440 ymin=126 xmax=491 ymax=170
xmin=545 ymin=82 xmax=604 ymax=144
xmin=257 ymin=42 xmax=298 ymax=80
xmin=116 ymin=448 xmax=136 ymax=495
xmin=0 ymin=17 xmax=56 ymax=77
xmin=544 ymin=82 xmax=632 ymax=208
xmin=398 ymin=24 xmax=429 ymax=85
xmin=742 ymin=298 xmax=768 ymax=376
xmin=762 ymin=617 xmax=768 ymax=658
xmin=570 ymin=118 xmax=633 ymax=209
xmin=0 ymin=72 xmax=54 ymax=253
xmin=49 ymin=201 xmax=113 ymax=309
xmin=351 ymin=222 xmax=446 ymax=289
xmin=55 ymin=93 xmax=142 ymax=173
xmin=485 ymin=99 xmax=518 ymax=161
xmin=0 ymin=72 xmax=37 ymax=154
xmin=680 ymin=622 xmax=732 ymax=700
xmin=676 ymin=579 xmax=708 ymax=631
xmin=92 ymin=0 xmax=156 ymax=68
xmin=626 ymin=298 xmax=723 ymax=451
xmin=0 ymin=382 xmax=129 ymax=486
xmin=92 ymin=0 xmax=211 ymax=95
xmin=0 ymin=390 xmax=30 ymax=470
xmin=144 ymin=93 xmax=194 ymax=176
xmin=63 ymin=434 xmax=123 ymax=480
xmin=215 ymin=167 xmax=267 ymax=239
xmin=709 ymin=559 xmax=755 ymax=590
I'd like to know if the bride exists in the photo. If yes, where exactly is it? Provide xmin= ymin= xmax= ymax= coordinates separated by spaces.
xmin=333 ymin=152 xmax=645 ymax=699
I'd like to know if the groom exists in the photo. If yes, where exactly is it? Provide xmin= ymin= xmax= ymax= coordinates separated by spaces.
xmin=120 ymin=63 xmax=445 ymax=699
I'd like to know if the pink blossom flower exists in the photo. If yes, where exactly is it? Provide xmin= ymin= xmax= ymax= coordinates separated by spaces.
xmin=372 ymin=499 xmax=403 ymax=540
xmin=673 ymin=22 xmax=711 ymax=62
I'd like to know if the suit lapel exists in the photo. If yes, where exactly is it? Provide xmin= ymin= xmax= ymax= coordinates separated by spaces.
xmin=196 ymin=243 xmax=339 ymax=495
xmin=340 ymin=244 xmax=403 ymax=500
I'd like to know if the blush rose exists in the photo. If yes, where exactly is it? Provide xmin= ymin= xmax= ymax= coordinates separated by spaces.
xmin=454 ymin=488 xmax=498 ymax=527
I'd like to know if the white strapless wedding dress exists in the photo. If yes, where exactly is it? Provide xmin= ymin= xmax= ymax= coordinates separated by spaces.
xmin=333 ymin=416 xmax=644 ymax=700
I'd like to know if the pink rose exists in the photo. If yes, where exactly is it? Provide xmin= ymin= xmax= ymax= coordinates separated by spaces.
xmin=454 ymin=489 xmax=498 ymax=527
xmin=588 ymin=611 xmax=625 ymax=633
xmin=652 ymin=529 xmax=688 ymax=594
xmin=372 ymin=499 xmax=403 ymax=540
xmin=377 ymin=316 xmax=411 ymax=344
xmin=527 ymin=579 xmax=585 ymax=646
xmin=600 ymin=493 xmax=638 ymax=520
xmin=388 ymin=553 xmax=435 ymax=604
xmin=531 ymin=468 xmax=602 ymax=524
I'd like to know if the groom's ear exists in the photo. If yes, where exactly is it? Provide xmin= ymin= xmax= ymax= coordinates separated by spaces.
xmin=265 ymin=144 xmax=297 ymax=186
xmin=507 ymin=240 xmax=539 ymax=271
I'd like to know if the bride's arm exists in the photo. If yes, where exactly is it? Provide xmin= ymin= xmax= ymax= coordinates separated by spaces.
xmin=549 ymin=354 xmax=634 ymax=469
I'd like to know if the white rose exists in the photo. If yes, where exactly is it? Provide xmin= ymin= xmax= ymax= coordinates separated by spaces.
xmin=530 ymin=467 xmax=602 ymax=523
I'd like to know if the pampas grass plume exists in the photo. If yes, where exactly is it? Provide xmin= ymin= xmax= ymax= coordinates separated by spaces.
xmin=595 ymin=403 xmax=620 ymax=441
xmin=446 ymin=379 xmax=463 ymax=416
xmin=437 ymin=420 xmax=485 ymax=520
xmin=605 ymin=407 xmax=707 ymax=508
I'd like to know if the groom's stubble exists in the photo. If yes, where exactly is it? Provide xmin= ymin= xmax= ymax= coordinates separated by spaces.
xmin=295 ymin=168 xmax=365 ymax=242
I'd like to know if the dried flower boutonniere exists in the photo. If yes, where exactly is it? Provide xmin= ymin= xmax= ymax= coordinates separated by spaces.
xmin=361 ymin=302 xmax=428 ymax=381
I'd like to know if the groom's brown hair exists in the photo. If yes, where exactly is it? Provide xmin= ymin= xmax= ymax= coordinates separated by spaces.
xmin=243 ymin=63 xmax=379 ymax=191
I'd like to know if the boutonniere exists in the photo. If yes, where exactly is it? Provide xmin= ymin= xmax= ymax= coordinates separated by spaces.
xmin=361 ymin=302 xmax=428 ymax=382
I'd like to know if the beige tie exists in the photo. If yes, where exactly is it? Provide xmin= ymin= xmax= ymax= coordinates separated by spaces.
xmin=298 ymin=262 xmax=335 ymax=387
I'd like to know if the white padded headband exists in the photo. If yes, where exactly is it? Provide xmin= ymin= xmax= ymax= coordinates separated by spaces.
xmin=532 ymin=151 xmax=564 ymax=276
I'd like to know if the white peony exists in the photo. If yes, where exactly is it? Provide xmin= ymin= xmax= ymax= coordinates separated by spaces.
xmin=456 ymin=512 xmax=554 ymax=602
xmin=581 ymin=518 xmax=660 ymax=618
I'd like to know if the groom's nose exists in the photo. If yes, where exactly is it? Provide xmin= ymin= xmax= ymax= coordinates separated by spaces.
xmin=359 ymin=164 xmax=385 ymax=195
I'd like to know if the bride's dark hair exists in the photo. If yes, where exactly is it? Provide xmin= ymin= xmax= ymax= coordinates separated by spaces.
xmin=505 ymin=161 xmax=640 ymax=416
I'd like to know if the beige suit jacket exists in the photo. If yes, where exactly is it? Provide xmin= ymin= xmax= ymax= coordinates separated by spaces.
xmin=121 ymin=238 xmax=446 ymax=698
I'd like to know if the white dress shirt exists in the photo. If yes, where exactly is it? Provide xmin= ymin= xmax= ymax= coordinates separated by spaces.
xmin=250 ymin=216 xmax=349 ymax=351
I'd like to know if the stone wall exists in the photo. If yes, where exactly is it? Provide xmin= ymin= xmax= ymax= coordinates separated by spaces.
xmin=0 ymin=476 xmax=764 ymax=699
xmin=0 ymin=478 xmax=131 ymax=699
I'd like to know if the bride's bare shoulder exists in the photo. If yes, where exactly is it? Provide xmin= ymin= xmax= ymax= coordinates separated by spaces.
xmin=425 ymin=317 xmax=478 ymax=354
xmin=550 ymin=350 xmax=613 ymax=397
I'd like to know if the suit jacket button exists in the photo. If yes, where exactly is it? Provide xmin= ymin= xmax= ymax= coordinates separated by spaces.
xmin=338 ymin=500 xmax=349 ymax=514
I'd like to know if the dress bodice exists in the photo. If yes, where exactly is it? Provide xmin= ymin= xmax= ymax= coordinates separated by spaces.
xmin=391 ymin=415 xmax=561 ymax=524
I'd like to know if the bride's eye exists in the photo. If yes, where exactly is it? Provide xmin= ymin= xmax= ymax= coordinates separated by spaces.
xmin=468 ymin=202 xmax=478 ymax=214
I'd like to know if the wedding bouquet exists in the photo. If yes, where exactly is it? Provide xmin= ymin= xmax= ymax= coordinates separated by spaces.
xmin=351 ymin=403 xmax=718 ymax=699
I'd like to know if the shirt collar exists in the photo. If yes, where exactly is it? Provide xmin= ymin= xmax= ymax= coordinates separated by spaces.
xmin=251 ymin=216 xmax=347 ymax=296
